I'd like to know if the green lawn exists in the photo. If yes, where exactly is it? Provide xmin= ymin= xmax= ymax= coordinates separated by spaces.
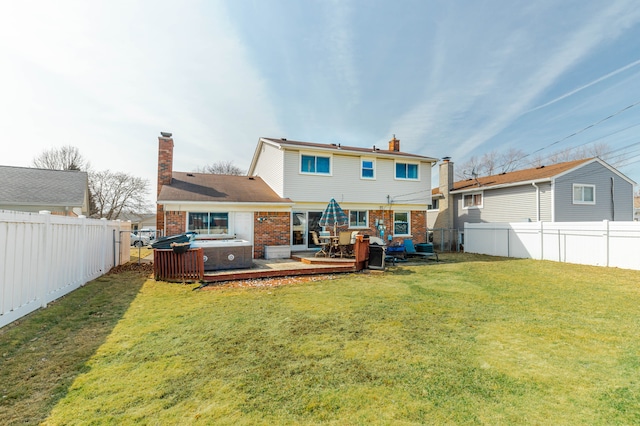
xmin=1 ymin=254 xmax=639 ymax=425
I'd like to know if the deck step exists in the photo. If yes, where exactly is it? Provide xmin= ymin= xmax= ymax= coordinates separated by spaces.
xmin=203 ymin=265 xmax=355 ymax=283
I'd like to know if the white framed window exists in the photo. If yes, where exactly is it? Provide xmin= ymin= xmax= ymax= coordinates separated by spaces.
xmin=395 ymin=161 xmax=419 ymax=180
xmin=393 ymin=211 xmax=410 ymax=235
xmin=428 ymin=199 xmax=439 ymax=210
xmin=573 ymin=184 xmax=595 ymax=204
xmin=361 ymin=158 xmax=375 ymax=179
xmin=300 ymin=153 xmax=331 ymax=175
xmin=188 ymin=212 xmax=229 ymax=235
xmin=463 ymin=192 xmax=483 ymax=209
xmin=349 ymin=210 xmax=368 ymax=228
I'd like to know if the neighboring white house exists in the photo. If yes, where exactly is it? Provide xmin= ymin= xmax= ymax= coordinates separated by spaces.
xmin=156 ymin=133 xmax=437 ymax=258
xmin=429 ymin=157 xmax=636 ymax=233
xmin=0 ymin=165 xmax=90 ymax=216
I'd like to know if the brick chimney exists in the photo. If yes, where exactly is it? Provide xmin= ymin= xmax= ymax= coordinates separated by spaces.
xmin=156 ymin=132 xmax=174 ymax=233
xmin=388 ymin=135 xmax=400 ymax=152
xmin=437 ymin=157 xmax=454 ymax=229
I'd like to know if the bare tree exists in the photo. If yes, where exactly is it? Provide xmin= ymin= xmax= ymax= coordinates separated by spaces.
xmin=32 ymin=145 xmax=90 ymax=171
xmin=89 ymin=170 xmax=151 ymax=220
xmin=456 ymin=155 xmax=481 ymax=180
xmin=195 ymin=160 xmax=245 ymax=175
xmin=463 ymin=143 xmax=618 ymax=179
xmin=456 ymin=148 xmax=526 ymax=179
xmin=530 ymin=142 xmax=616 ymax=168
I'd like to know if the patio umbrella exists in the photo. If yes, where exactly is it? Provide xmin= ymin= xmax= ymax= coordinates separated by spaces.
xmin=319 ymin=198 xmax=348 ymax=235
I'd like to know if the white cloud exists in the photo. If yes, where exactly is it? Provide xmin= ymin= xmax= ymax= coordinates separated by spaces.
xmin=0 ymin=1 xmax=283 ymax=203
xmin=388 ymin=0 xmax=640 ymax=161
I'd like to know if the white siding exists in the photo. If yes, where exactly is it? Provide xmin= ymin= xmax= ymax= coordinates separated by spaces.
xmin=455 ymin=185 xmax=539 ymax=229
xmin=252 ymin=143 xmax=285 ymax=197
xmin=538 ymin=182 xmax=552 ymax=221
xmin=282 ymin=150 xmax=432 ymax=208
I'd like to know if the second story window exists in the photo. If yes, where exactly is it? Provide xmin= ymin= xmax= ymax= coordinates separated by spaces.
xmin=301 ymin=154 xmax=331 ymax=174
xmin=361 ymin=158 xmax=375 ymax=179
xmin=463 ymin=193 xmax=483 ymax=208
xmin=395 ymin=162 xmax=418 ymax=180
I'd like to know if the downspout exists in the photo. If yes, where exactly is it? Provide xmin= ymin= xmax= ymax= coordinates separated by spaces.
xmin=611 ymin=177 xmax=615 ymax=220
xmin=532 ymin=182 xmax=540 ymax=222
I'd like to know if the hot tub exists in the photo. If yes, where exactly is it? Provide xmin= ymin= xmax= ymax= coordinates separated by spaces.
xmin=190 ymin=239 xmax=253 ymax=271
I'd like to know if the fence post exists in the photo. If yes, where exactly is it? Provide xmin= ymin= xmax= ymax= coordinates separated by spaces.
xmin=100 ymin=218 xmax=108 ymax=273
xmin=540 ymin=221 xmax=544 ymax=260
xmin=38 ymin=211 xmax=51 ymax=308
xmin=78 ymin=215 xmax=87 ymax=284
xmin=603 ymin=220 xmax=610 ymax=267
xmin=558 ymin=229 xmax=562 ymax=262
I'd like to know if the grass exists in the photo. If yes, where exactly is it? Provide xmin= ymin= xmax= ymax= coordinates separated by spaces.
xmin=1 ymin=254 xmax=639 ymax=424
xmin=129 ymin=246 xmax=153 ymax=263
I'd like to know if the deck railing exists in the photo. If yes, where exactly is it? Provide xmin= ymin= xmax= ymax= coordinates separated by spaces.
xmin=153 ymin=248 xmax=204 ymax=282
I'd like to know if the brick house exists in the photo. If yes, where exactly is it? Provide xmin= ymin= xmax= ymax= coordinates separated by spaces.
xmin=156 ymin=133 xmax=293 ymax=259
xmin=156 ymin=133 xmax=437 ymax=258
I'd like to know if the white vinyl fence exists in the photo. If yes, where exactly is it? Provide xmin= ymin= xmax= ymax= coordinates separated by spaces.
xmin=1 ymin=210 xmax=131 ymax=328
xmin=465 ymin=221 xmax=640 ymax=270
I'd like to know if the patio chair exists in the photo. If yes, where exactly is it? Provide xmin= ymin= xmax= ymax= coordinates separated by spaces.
xmin=310 ymin=231 xmax=330 ymax=257
xmin=337 ymin=231 xmax=353 ymax=258
xmin=403 ymin=239 xmax=438 ymax=261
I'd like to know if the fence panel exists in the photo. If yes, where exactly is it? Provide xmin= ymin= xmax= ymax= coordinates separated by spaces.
xmin=465 ymin=221 xmax=640 ymax=270
xmin=1 ymin=210 xmax=131 ymax=328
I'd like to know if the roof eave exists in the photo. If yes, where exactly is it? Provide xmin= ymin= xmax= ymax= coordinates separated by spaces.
xmin=157 ymin=200 xmax=294 ymax=207
xmin=450 ymin=178 xmax=553 ymax=194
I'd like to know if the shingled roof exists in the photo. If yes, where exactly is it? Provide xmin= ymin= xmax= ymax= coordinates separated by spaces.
xmin=157 ymin=172 xmax=292 ymax=204
xmin=0 ymin=165 xmax=88 ymax=207
xmin=259 ymin=137 xmax=437 ymax=161
xmin=433 ymin=158 xmax=594 ymax=195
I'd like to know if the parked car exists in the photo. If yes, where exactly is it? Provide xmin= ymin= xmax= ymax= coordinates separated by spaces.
xmin=130 ymin=232 xmax=150 ymax=247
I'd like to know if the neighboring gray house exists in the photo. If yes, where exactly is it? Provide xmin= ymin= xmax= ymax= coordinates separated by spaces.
xmin=0 ymin=165 xmax=90 ymax=216
xmin=429 ymin=157 xmax=635 ymax=233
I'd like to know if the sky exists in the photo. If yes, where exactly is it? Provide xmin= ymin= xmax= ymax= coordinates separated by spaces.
xmin=2 ymin=0 xmax=640 ymax=209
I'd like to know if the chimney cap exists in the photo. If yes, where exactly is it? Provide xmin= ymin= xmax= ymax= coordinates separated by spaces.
xmin=442 ymin=156 xmax=451 ymax=162
xmin=160 ymin=131 xmax=172 ymax=138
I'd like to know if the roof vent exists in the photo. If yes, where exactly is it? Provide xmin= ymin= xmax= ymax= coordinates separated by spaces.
xmin=186 ymin=173 xmax=194 ymax=177
xmin=248 ymin=177 xmax=255 ymax=180
xmin=536 ymin=165 xmax=545 ymax=169
xmin=281 ymin=138 xmax=287 ymax=141
xmin=160 ymin=131 xmax=172 ymax=137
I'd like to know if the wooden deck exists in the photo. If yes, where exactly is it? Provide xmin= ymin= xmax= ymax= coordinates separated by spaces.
xmin=201 ymin=253 xmax=357 ymax=283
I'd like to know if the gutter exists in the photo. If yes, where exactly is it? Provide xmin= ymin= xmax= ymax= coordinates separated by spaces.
xmin=450 ymin=178 xmax=552 ymax=195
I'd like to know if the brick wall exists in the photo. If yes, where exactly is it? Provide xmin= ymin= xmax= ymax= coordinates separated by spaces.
xmin=410 ymin=210 xmax=427 ymax=244
xmin=164 ymin=211 xmax=186 ymax=237
xmin=359 ymin=209 xmax=427 ymax=246
xmin=253 ymin=211 xmax=290 ymax=258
